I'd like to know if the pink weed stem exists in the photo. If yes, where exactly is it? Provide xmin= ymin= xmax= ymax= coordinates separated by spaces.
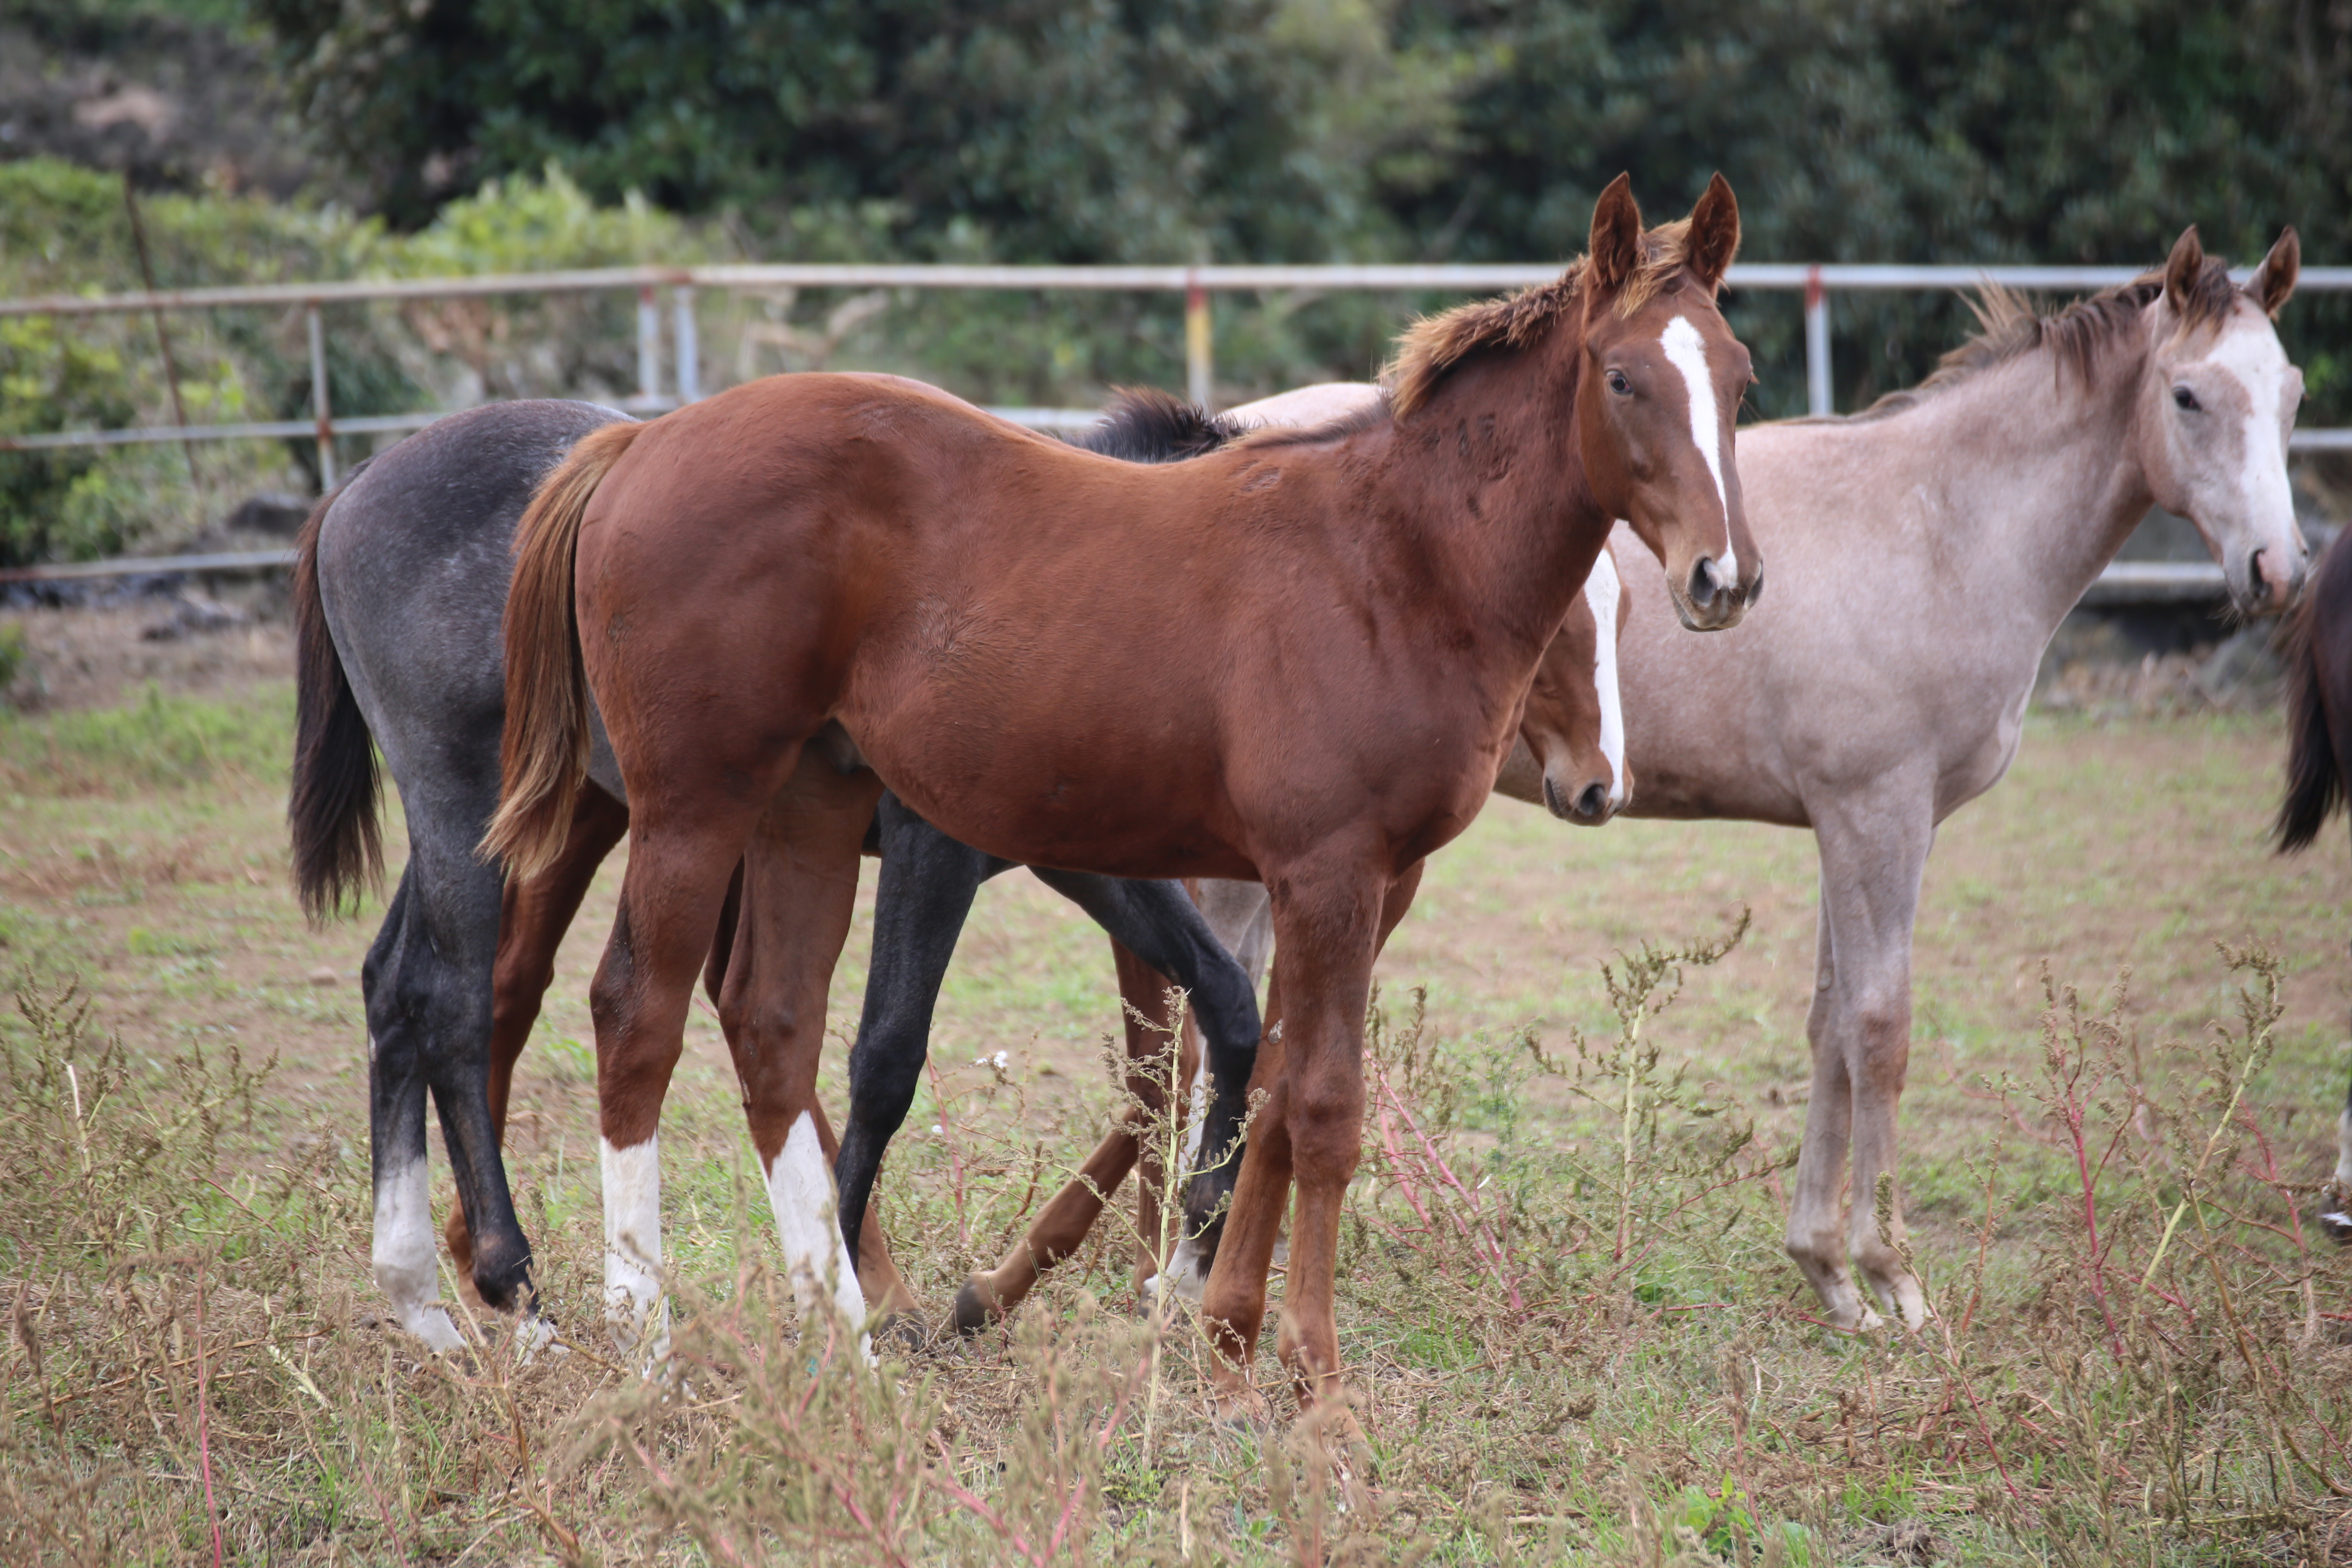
xmin=192 ymin=1265 xmax=224 ymax=1568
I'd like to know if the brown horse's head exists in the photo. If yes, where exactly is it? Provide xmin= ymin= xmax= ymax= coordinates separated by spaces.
xmin=1575 ymin=173 xmax=1761 ymax=632
xmin=2136 ymin=225 xmax=2309 ymax=615
xmin=1520 ymin=541 xmax=1632 ymax=824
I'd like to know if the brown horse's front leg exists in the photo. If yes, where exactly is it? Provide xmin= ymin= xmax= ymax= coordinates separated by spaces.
xmin=1269 ymin=862 xmax=1421 ymax=1424
xmin=714 ymin=754 xmax=917 ymax=1336
xmin=448 ymin=785 xmax=629 ymax=1302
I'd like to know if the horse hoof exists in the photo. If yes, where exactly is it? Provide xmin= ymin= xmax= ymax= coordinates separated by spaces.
xmin=1207 ymin=1383 xmax=1271 ymax=1429
xmin=2321 ymin=1210 xmax=2352 ymax=1245
xmin=952 ymin=1280 xmax=998 ymax=1336
xmin=871 ymin=1310 xmax=927 ymax=1353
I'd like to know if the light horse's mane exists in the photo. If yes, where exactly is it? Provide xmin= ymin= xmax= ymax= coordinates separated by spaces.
xmin=1821 ymin=254 xmax=2246 ymax=425
xmin=1235 ymin=217 xmax=1706 ymax=449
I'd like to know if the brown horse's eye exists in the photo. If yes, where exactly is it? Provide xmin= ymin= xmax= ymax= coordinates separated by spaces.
xmin=1606 ymin=369 xmax=1631 ymax=396
xmin=2173 ymin=385 xmax=2201 ymax=412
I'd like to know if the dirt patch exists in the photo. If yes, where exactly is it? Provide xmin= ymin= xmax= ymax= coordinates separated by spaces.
xmin=1 ymin=587 xmax=294 ymax=713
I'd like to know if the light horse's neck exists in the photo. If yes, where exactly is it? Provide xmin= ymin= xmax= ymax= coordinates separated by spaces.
xmin=1864 ymin=315 xmax=2160 ymax=642
xmin=1355 ymin=316 xmax=1610 ymax=673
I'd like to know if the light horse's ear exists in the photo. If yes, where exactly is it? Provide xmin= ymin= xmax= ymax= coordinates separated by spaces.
xmin=2252 ymin=226 xmax=2300 ymax=318
xmin=1685 ymin=173 xmax=1740 ymax=294
xmin=1588 ymin=174 xmax=1644 ymax=296
xmin=2163 ymin=226 xmax=2206 ymax=314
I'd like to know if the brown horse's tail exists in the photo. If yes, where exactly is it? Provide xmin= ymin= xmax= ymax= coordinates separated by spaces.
xmin=289 ymin=481 xmax=383 ymax=923
xmin=481 ymin=420 xmax=645 ymax=880
xmin=2275 ymin=591 xmax=2342 ymax=854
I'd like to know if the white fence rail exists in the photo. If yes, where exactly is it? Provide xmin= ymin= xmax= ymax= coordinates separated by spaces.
xmin=2 ymin=260 xmax=2346 ymax=592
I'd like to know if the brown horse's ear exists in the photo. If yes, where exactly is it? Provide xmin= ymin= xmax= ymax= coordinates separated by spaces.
xmin=2253 ymin=226 xmax=2299 ymax=317
xmin=1684 ymin=172 xmax=1740 ymax=293
xmin=1588 ymin=174 xmax=1643 ymax=295
xmin=2163 ymin=226 xmax=2205 ymax=313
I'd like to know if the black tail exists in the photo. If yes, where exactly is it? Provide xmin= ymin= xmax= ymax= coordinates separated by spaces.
xmin=2275 ymin=591 xmax=2341 ymax=854
xmin=288 ymin=480 xmax=383 ymax=921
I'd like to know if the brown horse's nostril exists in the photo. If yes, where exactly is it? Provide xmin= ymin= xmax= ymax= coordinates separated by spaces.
xmin=1574 ymin=782 xmax=1608 ymax=820
xmin=1688 ymin=557 xmax=1722 ymax=610
xmin=2250 ymin=549 xmax=2267 ymax=605
xmin=1745 ymin=563 xmax=1764 ymax=608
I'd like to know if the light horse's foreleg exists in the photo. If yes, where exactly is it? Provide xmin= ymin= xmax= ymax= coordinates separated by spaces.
xmin=446 ymin=784 xmax=630 ymax=1293
xmin=1785 ymin=789 xmax=1935 ymax=1331
xmin=714 ymin=754 xmax=919 ymax=1336
xmin=2327 ymin=1055 xmax=2352 ymax=1242
xmin=1203 ymin=858 xmax=1423 ymax=1421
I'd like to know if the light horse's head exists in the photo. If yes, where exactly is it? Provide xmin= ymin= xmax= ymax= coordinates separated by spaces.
xmin=2137 ymin=225 xmax=2307 ymax=615
xmin=1518 ymin=543 xmax=1633 ymax=824
xmin=1576 ymin=173 xmax=1763 ymax=631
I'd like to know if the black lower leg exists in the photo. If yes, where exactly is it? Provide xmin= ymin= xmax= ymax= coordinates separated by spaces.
xmin=835 ymin=793 xmax=1005 ymax=1263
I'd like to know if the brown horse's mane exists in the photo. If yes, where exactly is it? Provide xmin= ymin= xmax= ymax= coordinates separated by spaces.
xmin=1236 ymin=216 xmax=1706 ymax=446
xmin=1819 ymin=255 xmax=2245 ymax=425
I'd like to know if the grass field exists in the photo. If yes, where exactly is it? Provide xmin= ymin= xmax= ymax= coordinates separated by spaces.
xmin=5 ymin=652 xmax=2352 ymax=1565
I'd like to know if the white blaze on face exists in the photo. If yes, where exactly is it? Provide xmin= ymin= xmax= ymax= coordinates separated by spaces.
xmin=1581 ymin=544 xmax=1628 ymax=806
xmin=601 ymin=1134 xmax=664 ymax=1348
xmin=2203 ymin=318 xmax=2301 ymax=566
xmin=372 ymin=1151 xmax=466 ymax=1353
xmin=766 ymin=1111 xmax=873 ymax=1361
xmin=1660 ymin=315 xmax=1733 ymax=579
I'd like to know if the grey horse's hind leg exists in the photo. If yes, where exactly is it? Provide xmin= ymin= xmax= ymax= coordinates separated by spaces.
xmin=1785 ymin=788 xmax=1935 ymax=1332
xmin=365 ymin=817 xmax=532 ymax=1340
xmin=365 ymin=873 xmax=468 ymax=1350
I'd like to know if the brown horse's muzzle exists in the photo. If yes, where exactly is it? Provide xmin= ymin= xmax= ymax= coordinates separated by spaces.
xmin=1543 ymin=770 xmax=1619 ymax=826
xmin=1673 ymin=552 xmax=1763 ymax=631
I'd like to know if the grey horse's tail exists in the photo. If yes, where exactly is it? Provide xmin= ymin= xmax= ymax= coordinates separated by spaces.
xmin=289 ymin=476 xmax=383 ymax=921
xmin=2276 ymin=588 xmax=2341 ymax=854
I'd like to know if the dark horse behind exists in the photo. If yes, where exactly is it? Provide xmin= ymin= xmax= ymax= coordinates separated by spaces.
xmin=2276 ymin=525 xmax=2352 ymax=1240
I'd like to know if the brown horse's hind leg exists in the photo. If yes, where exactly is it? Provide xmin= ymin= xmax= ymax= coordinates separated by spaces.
xmin=448 ymin=785 xmax=629 ymax=1299
xmin=591 ymin=797 xmax=779 ymax=1350
xmin=714 ymin=754 xmax=918 ymax=1336
xmin=953 ymin=938 xmax=1200 ymax=1330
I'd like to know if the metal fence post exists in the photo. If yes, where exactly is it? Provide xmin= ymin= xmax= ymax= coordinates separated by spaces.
xmin=674 ymin=285 xmax=700 ymax=403
xmin=1804 ymin=265 xmax=1832 ymax=417
xmin=636 ymin=285 xmax=661 ymax=405
xmin=1185 ymin=269 xmax=1213 ymax=411
xmin=306 ymin=301 xmax=336 ymax=489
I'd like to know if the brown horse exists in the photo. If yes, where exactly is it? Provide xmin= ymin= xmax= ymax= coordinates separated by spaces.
xmin=487 ymin=174 xmax=1760 ymax=1415
xmin=948 ymin=391 xmax=1636 ymax=1332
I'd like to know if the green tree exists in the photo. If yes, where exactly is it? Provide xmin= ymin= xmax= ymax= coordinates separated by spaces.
xmin=252 ymin=0 xmax=1461 ymax=261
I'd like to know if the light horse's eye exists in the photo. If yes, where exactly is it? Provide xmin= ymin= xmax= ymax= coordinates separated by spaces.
xmin=2172 ymin=385 xmax=2202 ymax=412
xmin=1606 ymin=369 xmax=1632 ymax=396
